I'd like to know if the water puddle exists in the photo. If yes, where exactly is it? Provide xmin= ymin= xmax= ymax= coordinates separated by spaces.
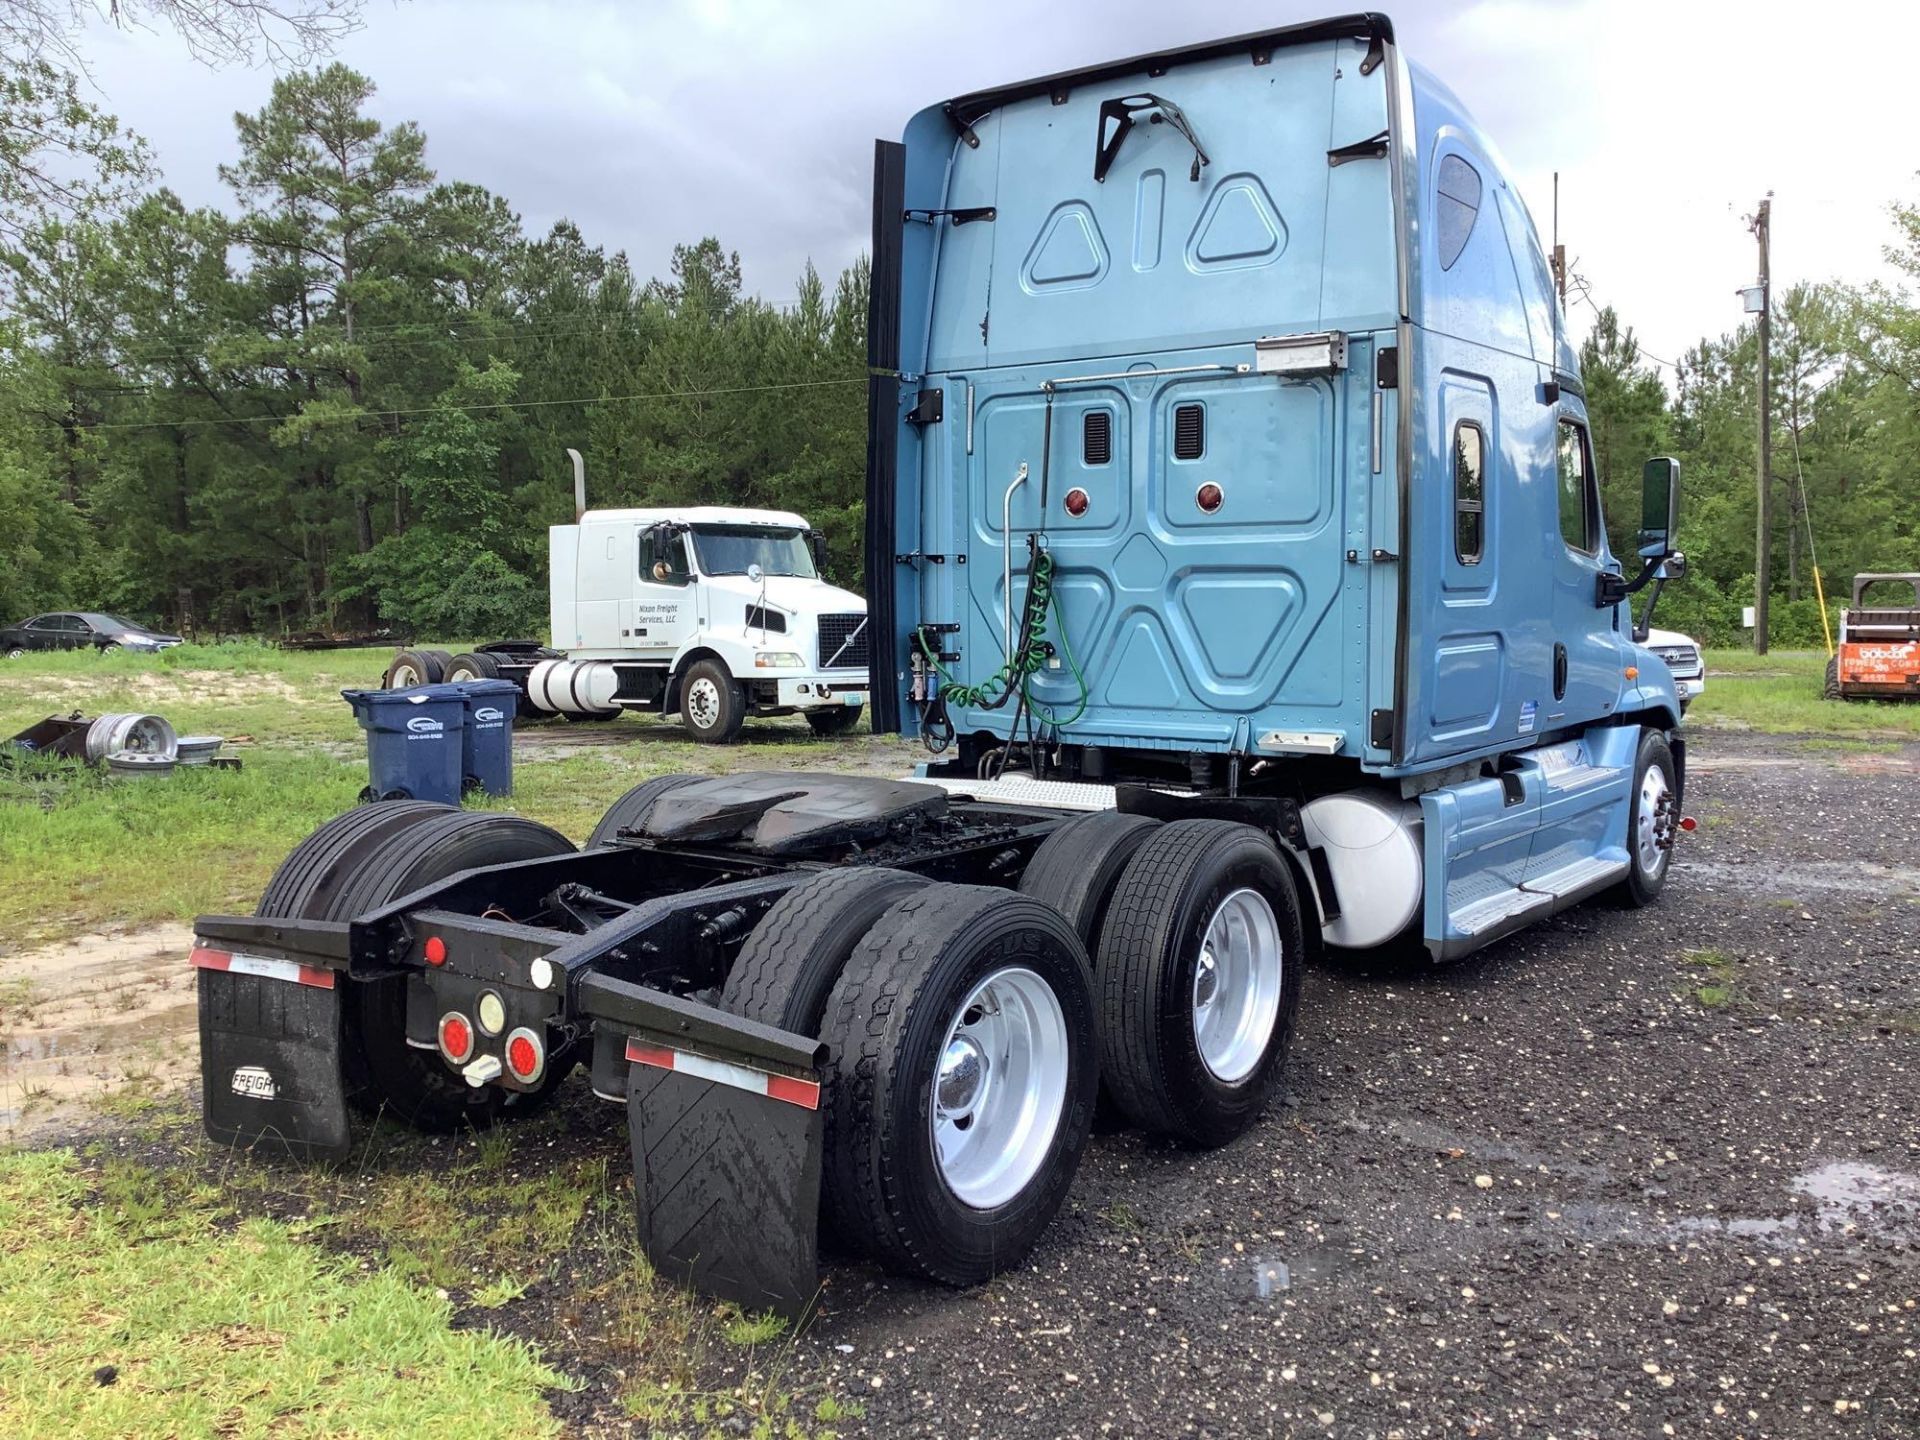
xmin=1676 ymin=859 xmax=1920 ymax=900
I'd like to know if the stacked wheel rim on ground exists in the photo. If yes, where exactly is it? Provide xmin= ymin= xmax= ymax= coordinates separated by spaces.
xmin=84 ymin=712 xmax=177 ymax=763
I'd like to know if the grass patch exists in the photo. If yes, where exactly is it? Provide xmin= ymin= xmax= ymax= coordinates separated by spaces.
xmin=0 ymin=1148 xmax=564 ymax=1437
xmin=1683 ymin=948 xmax=1736 ymax=971
xmin=1694 ymin=984 xmax=1734 ymax=1008
xmin=1691 ymin=649 xmax=1920 ymax=738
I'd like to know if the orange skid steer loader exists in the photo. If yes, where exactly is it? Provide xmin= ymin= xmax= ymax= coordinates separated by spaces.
xmin=1825 ymin=574 xmax=1920 ymax=701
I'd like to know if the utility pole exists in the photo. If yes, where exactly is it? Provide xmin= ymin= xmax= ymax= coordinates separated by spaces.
xmin=1750 ymin=196 xmax=1772 ymax=655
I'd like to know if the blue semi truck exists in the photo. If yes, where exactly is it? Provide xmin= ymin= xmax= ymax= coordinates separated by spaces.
xmin=190 ymin=14 xmax=1688 ymax=1315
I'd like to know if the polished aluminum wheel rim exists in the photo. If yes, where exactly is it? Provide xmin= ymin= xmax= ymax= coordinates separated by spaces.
xmin=687 ymin=677 xmax=721 ymax=729
xmin=1192 ymin=887 xmax=1283 ymax=1084
xmin=929 ymin=966 xmax=1068 ymax=1210
xmin=1635 ymin=763 xmax=1671 ymax=878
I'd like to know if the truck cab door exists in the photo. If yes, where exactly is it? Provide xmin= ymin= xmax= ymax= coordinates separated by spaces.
xmin=622 ymin=526 xmax=696 ymax=657
xmin=1548 ymin=415 xmax=1625 ymax=724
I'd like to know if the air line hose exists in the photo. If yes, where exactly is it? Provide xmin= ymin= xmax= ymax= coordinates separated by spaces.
xmin=913 ymin=539 xmax=1089 ymax=751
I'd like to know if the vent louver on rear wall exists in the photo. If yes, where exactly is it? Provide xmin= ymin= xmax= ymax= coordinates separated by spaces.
xmin=1173 ymin=403 xmax=1205 ymax=460
xmin=1083 ymin=409 xmax=1112 ymax=466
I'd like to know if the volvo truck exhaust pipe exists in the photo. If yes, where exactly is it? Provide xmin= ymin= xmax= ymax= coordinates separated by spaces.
xmin=567 ymin=447 xmax=587 ymax=522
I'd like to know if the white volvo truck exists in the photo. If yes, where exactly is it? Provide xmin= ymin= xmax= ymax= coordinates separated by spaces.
xmin=383 ymin=454 xmax=869 ymax=744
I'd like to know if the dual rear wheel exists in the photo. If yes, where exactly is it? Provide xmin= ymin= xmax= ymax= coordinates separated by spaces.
xmin=712 ymin=813 xmax=1303 ymax=1286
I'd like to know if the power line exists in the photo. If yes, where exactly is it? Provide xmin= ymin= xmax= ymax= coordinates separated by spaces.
xmin=66 ymin=373 xmax=868 ymax=433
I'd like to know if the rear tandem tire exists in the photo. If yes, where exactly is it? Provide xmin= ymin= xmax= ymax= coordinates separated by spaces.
xmin=587 ymin=773 xmax=703 ymax=848
xmin=720 ymin=868 xmax=924 ymax=1036
xmin=1017 ymin=811 xmax=1162 ymax=955
xmin=817 ymin=885 xmax=1099 ymax=1285
xmin=262 ymin=808 xmax=577 ymax=1132
xmin=444 ymin=650 xmax=502 ymax=682
xmin=1096 ymin=819 xmax=1303 ymax=1147
xmin=383 ymin=648 xmax=444 ymax=688
xmin=803 ymin=705 xmax=865 ymax=737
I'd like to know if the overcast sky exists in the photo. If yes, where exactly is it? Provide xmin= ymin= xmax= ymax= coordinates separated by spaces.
xmin=77 ymin=0 xmax=1920 ymax=377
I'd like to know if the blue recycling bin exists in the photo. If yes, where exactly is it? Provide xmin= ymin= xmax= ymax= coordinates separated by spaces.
xmin=448 ymin=678 xmax=519 ymax=798
xmin=341 ymin=685 xmax=466 ymax=805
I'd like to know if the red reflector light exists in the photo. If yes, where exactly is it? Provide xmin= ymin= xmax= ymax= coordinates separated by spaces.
xmin=1063 ymin=487 xmax=1090 ymax=518
xmin=1196 ymin=482 xmax=1224 ymax=514
xmin=423 ymin=935 xmax=447 ymax=966
xmin=1679 ymin=816 xmax=1698 ymax=832
xmin=438 ymin=1012 xmax=473 ymax=1064
xmin=505 ymin=1028 xmax=544 ymax=1084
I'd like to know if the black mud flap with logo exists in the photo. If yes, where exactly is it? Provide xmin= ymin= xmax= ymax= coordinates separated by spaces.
xmin=580 ymin=972 xmax=828 ymax=1319
xmin=193 ymin=915 xmax=353 ymax=1161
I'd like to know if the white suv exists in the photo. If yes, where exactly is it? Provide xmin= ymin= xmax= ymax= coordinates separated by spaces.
xmin=1645 ymin=627 xmax=1705 ymax=711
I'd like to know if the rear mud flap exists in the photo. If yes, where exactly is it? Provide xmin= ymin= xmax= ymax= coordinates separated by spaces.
xmin=194 ymin=923 xmax=352 ymax=1161
xmin=581 ymin=972 xmax=827 ymax=1319
xmin=199 ymin=971 xmax=351 ymax=1159
xmin=627 ymin=1053 xmax=824 ymax=1318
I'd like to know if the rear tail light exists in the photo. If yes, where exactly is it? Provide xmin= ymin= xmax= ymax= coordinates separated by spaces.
xmin=504 ymin=1027 xmax=545 ymax=1085
xmin=438 ymin=1012 xmax=474 ymax=1065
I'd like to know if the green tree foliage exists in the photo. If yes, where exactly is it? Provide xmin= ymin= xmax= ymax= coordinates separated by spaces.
xmin=0 ymin=64 xmax=868 ymax=638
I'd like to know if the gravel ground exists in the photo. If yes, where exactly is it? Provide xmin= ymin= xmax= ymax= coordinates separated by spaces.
xmin=796 ymin=729 xmax=1920 ymax=1439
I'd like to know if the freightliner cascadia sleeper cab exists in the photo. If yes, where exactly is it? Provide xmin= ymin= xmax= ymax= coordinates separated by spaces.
xmin=192 ymin=16 xmax=1689 ymax=1316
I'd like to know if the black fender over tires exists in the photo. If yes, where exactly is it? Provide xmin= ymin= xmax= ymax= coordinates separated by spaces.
xmin=259 ymin=807 xmax=576 ymax=1132
xmin=1017 ymin=811 xmax=1162 ymax=953
xmin=587 ymin=773 xmax=702 ymax=848
xmin=1614 ymin=727 xmax=1677 ymax=909
xmin=1096 ymin=819 xmax=1304 ymax=1147
xmin=818 ymin=885 xmax=1099 ymax=1285
xmin=720 ymin=867 xmax=923 ymax=1036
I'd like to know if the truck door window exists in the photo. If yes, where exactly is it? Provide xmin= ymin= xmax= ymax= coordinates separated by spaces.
xmin=1556 ymin=419 xmax=1598 ymax=555
xmin=640 ymin=528 xmax=689 ymax=586
xmin=1452 ymin=421 xmax=1486 ymax=564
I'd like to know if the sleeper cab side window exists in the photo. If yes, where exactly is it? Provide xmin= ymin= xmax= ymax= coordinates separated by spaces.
xmin=1556 ymin=419 xmax=1598 ymax=554
xmin=1452 ymin=421 xmax=1486 ymax=564
xmin=1436 ymin=154 xmax=1482 ymax=271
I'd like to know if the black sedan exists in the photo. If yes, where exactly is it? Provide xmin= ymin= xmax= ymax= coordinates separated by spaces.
xmin=1 ymin=612 xmax=184 ymax=658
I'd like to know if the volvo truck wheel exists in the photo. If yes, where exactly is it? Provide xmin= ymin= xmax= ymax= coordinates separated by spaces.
xmin=803 ymin=705 xmax=865 ymax=737
xmin=1097 ymin=819 xmax=1303 ymax=1147
xmin=383 ymin=648 xmax=443 ymax=688
xmin=721 ymin=868 xmax=922 ymax=1036
xmin=1018 ymin=812 xmax=1162 ymax=955
xmin=587 ymin=773 xmax=701 ymax=847
xmin=818 ymin=885 xmax=1098 ymax=1285
xmin=680 ymin=659 xmax=745 ymax=744
xmin=1615 ymin=728 xmax=1677 ymax=909
xmin=444 ymin=651 xmax=501 ymax=682
xmin=297 ymin=811 xmax=576 ymax=1131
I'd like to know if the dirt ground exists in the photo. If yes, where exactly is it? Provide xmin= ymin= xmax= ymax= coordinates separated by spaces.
xmin=6 ymin=726 xmax=1917 ymax=1437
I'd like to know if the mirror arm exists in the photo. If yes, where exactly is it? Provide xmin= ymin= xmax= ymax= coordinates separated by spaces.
xmin=1631 ymin=576 xmax=1669 ymax=644
xmin=1595 ymin=558 xmax=1664 ymax=608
